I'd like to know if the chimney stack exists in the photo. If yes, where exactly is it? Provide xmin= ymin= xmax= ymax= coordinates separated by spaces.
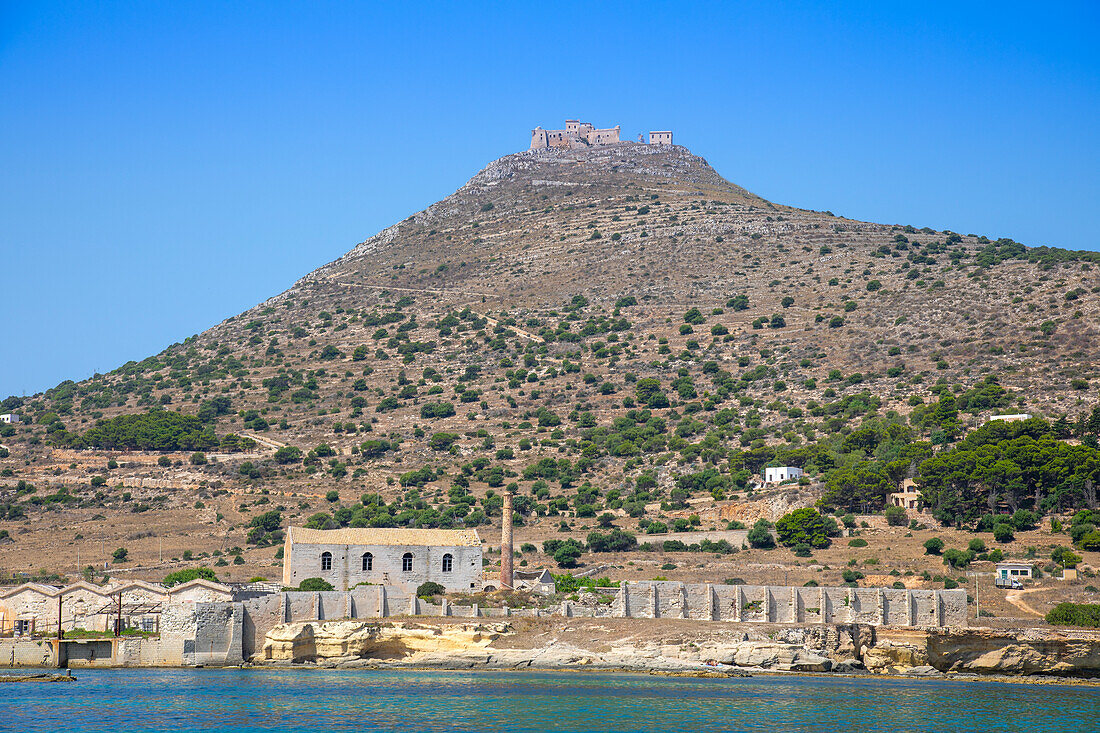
xmin=500 ymin=491 xmax=514 ymax=589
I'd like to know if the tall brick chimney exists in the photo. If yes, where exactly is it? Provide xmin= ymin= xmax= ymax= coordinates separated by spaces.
xmin=500 ymin=491 xmax=514 ymax=589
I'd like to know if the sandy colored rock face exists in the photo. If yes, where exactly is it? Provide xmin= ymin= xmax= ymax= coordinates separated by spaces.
xmin=260 ymin=618 xmax=844 ymax=673
xmin=928 ymin=628 xmax=1100 ymax=676
xmin=262 ymin=620 xmax=504 ymax=663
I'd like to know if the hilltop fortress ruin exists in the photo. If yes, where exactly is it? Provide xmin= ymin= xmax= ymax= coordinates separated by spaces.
xmin=530 ymin=119 xmax=672 ymax=150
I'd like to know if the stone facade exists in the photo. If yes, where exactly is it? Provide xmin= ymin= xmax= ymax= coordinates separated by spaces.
xmin=649 ymin=131 xmax=673 ymax=145
xmin=889 ymin=478 xmax=924 ymax=511
xmin=281 ymin=526 xmax=483 ymax=593
xmin=0 ymin=579 xmax=233 ymax=636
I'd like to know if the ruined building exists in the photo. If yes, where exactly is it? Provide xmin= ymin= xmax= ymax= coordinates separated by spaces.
xmin=530 ymin=120 xmax=674 ymax=149
xmin=282 ymin=526 xmax=483 ymax=593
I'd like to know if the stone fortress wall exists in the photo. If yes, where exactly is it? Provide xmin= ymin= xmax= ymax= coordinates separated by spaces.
xmin=608 ymin=582 xmax=966 ymax=626
xmin=531 ymin=120 xmax=673 ymax=149
xmin=239 ymin=582 xmax=965 ymax=627
xmin=1 ymin=580 xmax=966 ymax=667
xmin=174 ymin=583 xmax=969 ymax=666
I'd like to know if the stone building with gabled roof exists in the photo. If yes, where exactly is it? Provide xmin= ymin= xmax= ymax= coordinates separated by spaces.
xmin=281 ymin=526 xmax=483 ymax=593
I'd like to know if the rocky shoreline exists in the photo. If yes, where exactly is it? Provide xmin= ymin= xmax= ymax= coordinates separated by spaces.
xmin=253 ymin=618 xmax=1100 ymax=680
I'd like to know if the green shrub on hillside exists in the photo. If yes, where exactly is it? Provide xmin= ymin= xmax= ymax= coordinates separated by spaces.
xmin=77 ymin=411 xmax=217 ymax=451
xmin=298 ymin=577 xmax=334 ymax=592
xmin=163 ymin=567 xmax=218 ymax=587
xmin=417 ymin=581 xmax=445 ymax=598
xmin=775 ymin=508 xmax=838 ymax=549
xmin=1046 ymin=602 xmax=1100 ymax=627
xmin=884 ymin=505 xmax=908 ymax=526
xmin=747 ymin=519 xmax=775 ymax=549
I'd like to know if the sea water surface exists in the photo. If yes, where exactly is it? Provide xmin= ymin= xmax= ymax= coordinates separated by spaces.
xmin=3 ymin=668 xmax=1098 ymax=732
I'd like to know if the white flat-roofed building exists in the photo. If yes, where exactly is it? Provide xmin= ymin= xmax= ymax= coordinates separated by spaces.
xmin=763 ymin=466 xmax=803 ymax=485
xmin=988 ymin=414 xmax=1032 ymax=423
xmin=996 ymin=561 xmax=1033 ymax=580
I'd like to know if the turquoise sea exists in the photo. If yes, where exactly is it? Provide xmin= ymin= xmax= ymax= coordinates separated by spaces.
xmin=3 ymin=668 xmax=1098 ymax=732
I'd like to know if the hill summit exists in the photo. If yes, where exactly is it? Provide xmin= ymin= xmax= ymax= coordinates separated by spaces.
xmin=1 ymin=139 xmax=1099 ymax=594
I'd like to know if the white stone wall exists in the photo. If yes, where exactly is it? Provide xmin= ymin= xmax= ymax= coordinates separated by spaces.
xmin=286 ymin=542 xmax=482 ymax=592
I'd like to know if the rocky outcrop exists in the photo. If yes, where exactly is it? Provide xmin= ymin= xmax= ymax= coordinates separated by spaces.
xmin=258 ymin=620 xmax=865 ymax=674
xmin=866 ymin=627 xmax=1100 ymax=677
xmin=258 ymin=619 xmax=1100 ymax=678
xmin=928 ymin=628 xmax=1100 ymax=676
xmin=261 ymin=621 xmax=503 ymax=663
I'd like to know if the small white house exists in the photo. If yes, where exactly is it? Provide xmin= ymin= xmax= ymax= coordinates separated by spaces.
xmin=0 ymin=414 xmax=20 ymax=424
xmin=988 ymin=414 xmax=1032 ymax=424
xmin=996 ymin=561 xmax=1033 ymax=580
xmin=764 ymin=466 xmax=803 ymax=485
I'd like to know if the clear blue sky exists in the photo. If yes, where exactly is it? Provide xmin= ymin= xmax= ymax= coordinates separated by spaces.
xmin=2 ymin=1 xmax=1097 ymax=397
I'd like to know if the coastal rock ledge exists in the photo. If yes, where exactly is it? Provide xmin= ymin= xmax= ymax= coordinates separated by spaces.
xmin=256 ymin=619 xmax=1100 ymax=678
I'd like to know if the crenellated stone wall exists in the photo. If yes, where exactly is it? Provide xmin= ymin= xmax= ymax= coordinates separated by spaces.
xmin=605 ymin=582 xmax=967 ymax=627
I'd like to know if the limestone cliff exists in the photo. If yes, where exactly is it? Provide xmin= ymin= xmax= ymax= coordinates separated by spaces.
xmin=261 ymin=620 xmax=503 ymax=663
xmin=258 ymin=619 xmax=1100 ymax=679
xmin=875 ymin=627 xmax=1100 ymax=677
xmin=258 ymin=620 xmax=861 ymax=673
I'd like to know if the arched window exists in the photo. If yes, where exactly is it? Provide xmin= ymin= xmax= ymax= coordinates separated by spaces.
xmin=442 ymin=553 xmax=453 ymax=573
xmin=362 ymin=552 xmax=373 ymax=571
xmin=402 ymin=552 xmax=413 ymax=572
xmin=321 ymin=551 xmax=332 ymax=571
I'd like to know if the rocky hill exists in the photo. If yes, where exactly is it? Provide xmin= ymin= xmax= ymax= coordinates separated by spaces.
xmin=2 ymin=141 xmax=1099 ymax=611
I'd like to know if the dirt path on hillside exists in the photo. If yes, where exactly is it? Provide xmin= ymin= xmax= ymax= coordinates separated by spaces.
xmin=1005 ymin=587 xmax=1046 ymax=617
xmin=325 ymin=280 xmax=494 ymax=299
xmin=241 ymin=433 xmax=285 ymax=450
